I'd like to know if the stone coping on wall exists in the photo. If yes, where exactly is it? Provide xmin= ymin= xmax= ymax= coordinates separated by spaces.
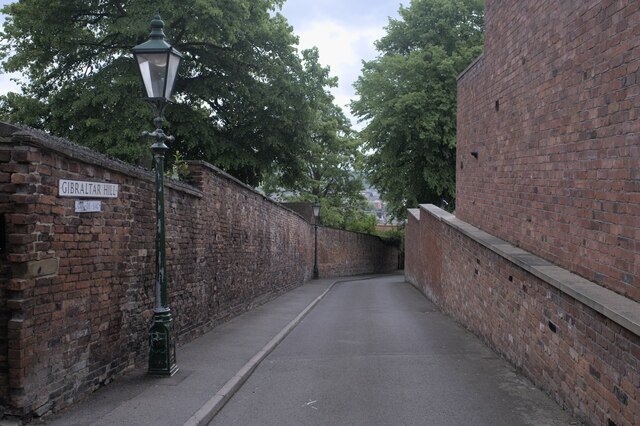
xmin=419 ymin=203 xmax=640 ymax=337
xmin=186 ymin=162 xmax=394 ymax=240
xmin=0 ymin=121 xmax=203 ymax=198
xmin=408 ymin=208 xmax=420 ymax=221
xmin=0 ymin=121 xmax=405 ymax=238
xmin=0 ymin=121 xmax=317 ymax=226
xmin=457 ymin=53 xmax=484 ymax=81
xmin=187 ymin=160 xmax=305 ymax=220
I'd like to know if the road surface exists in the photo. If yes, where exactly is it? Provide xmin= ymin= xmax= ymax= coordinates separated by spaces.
xmin=211 ymin=275 xmax=575 ymax=426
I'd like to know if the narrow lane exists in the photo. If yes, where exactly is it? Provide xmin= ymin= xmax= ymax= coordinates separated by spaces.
xmin=211 ymin=275 xmax=575 ymax=426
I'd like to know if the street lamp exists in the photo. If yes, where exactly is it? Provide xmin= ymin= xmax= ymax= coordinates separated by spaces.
xmin=312 ymin=202 xmax=320 ymax=279
xmin=132 ymin=14 xmax=183 ymax=376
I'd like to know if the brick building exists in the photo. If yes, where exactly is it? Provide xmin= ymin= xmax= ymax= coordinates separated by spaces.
xmin=407 ymin=1 xmax=639 ymax=425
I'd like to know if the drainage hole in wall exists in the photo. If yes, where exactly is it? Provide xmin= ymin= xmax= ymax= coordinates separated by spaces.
xmin=508 ymin=275 xmax=513 ymax=282
xmin=548 ymin=321 xmax=557 ymax=333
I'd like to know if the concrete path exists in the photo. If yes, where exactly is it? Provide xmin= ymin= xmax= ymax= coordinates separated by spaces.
xmin=31 ymin=277 xmax=347 ymax=426
xmin=29 ymin=274 xmax=577 ymax=426
xmin=211 ymin=275 xmax=576 ymax=426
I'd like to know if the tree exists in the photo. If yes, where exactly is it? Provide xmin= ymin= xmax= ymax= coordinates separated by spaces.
xmin=263 ymin=47 xmax=375 ymax=231
xmin=351 ymin=0 xmax=484 ymax=219
xmin=0 ymin=0 xmax=315 ymax=186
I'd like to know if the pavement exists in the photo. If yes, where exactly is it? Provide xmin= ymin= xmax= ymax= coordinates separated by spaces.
xmin=26 ymin=276 xmax=358 ymax=426
xmin=211 ymin=275 xmax=577 ymax=426
xmin=21 ymin=273 xmax=577 ymax=426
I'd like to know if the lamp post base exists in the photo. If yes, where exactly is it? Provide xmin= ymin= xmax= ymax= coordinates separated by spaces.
xmin=148 ymin=308 xmax=178 ymax=376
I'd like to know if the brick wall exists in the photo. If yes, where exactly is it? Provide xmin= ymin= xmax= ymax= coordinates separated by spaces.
xmin=405 ymin=1 xmax=640 ymax=424
xmin=456 ymin=0 xmax=640 ymax=301
xmin=0 ymin=122 xmax=398 ymax=418
xmin=317 ymin=226 xmax=399 ymax=277
xmin=281 ymin=202 xmax=318 ymax=224
xmin=406 ymin=206 xmax=640 ymax=426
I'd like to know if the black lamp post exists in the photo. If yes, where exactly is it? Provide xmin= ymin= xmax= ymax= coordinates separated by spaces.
xmin=132 ymin=14 xmax=183 ymax=376
xmin=312 ymin=202 xmax=320 ymax=279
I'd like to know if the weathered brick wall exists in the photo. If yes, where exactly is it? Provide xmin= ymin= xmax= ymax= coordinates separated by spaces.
xmin=456 ymin=0 xmax=640 ymax=301
xmin=317 ymin=226 xmax=399 ymax=278
xmin=281 ymin=202 xmax=318 ymax=224
xmin=406 ymin=2 xmax=640 ymax=424
xmin=0 ymin=144 xmax=13 ymax=409
xmin=406 ymin=206 xmax=640 ymax=426
xmin=0 ymin=122 xmax=398 ymax=418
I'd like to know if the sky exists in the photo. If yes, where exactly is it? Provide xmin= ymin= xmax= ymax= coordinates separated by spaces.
xmin=0 ymin=0 xmax=403 ymax=129
xmin=279 ymin=0 xmax=402 ymax=128
xmin=0 ymin=0 xmax=18 ymax=95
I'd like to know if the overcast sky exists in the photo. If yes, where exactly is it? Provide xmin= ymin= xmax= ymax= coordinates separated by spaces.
xmin=280 ymin=0 xmax=402 ymax=127
xmin=0 ymin=0 xmax=402 ymax=128
xmin=0 ymin=0 xmax=17 ymax=95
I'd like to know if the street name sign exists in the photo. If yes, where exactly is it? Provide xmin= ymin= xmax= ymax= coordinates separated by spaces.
xmin=59 ymin=179 xmax=119 ymax=198
xmin=75 ymin=200 xmax=102 ymax=213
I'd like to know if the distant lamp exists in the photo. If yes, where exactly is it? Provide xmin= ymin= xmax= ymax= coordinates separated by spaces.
xmin=312 ymin=202 xmax=321 ymax=279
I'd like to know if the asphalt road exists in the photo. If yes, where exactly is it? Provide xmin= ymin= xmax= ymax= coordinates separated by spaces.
xmin=210 ymin=275 xmax=576 ymax=426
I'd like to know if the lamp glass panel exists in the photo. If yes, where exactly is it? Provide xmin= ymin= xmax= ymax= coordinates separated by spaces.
xmin=136 ymin=52 xmax=168 ymax=98
xmin=165 ymin=52 xmax=181 ymax=100
xmin=313 ymin=205 xmax=320 ymax=217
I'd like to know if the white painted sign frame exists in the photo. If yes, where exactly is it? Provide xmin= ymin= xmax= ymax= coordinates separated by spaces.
xmin=59 ymin=179 xmax=119 ymax=198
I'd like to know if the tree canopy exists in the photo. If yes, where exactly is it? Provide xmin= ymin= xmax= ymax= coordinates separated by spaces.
xmin=263 ymin=47 xmax=375 ymax=232
xmin=351 ymin=0 xmax=484 ymax=219
xmin=0 ymin=0 xmax=322 ymax=186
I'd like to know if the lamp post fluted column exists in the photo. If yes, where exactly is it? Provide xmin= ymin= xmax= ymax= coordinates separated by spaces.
xmin=146 ymin=115 xmax=178 ymax=376
xmin=312 ymin=202 xmax=320 ymax=279
xmin=313 ymin=224 xmax=319 ymax=279
xmin=145 ymin=103 xmax=178 ymax=377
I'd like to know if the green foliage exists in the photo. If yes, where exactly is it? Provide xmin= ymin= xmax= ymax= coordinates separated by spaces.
xmin=165 ymin=150 xmax=189 ymax=181
xmin=375 ymin=227 xmax=405 ymax=251
xmin=263 ymin=47 xmax=372 ymax=231
xmin=0 ymin=0 xmax=318 ymax=186
xmin=314 ymin=195 xmax=376 ymax=233
xmin=345 ymin=212 xmax=377 ymax=234
xmin=351 ymin=0 xmax=484 ymax=219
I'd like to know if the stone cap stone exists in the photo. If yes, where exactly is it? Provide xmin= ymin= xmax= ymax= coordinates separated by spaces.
xmin=420 ymin=203 xmax=640 ymax=337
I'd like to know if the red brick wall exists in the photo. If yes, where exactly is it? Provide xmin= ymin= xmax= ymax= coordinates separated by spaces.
xmin=0 ymin=123 xmax=398 ymax=418
xmin=406 ymin=206 xmax=640 ymax=426
xmin=456 ymin=0 xmax=640 ymax=301
xmin=317 ymin=227 xmax=399 ymax=278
